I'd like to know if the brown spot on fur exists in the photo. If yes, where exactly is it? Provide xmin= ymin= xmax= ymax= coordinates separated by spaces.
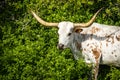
xmin=100 ymin=42 xmax=102 ymax=48
xmin=114 ymin=50 xmax=116 ymax=52
xmin=106 ymin=43 xmax=108 ymax=47
xmin=112 ymin=52 xmax=114 ymax=54
xmin=116 ymin=34 xmax=120 ymax=41
xmin=106 ymin=35 xmax=114 ymax=44
xmin=87 ymin=44 xmax=89 ymax=46
xmin=90 ymin=34 xmax=93 ymax=40
xmin=90 ymin=46 xmax=93 ymax=48
xmin=115 ymin=55 xmax=117 ymax=57
xmin=76 ymin=41 xmax=81 ymax=50
xmin=92 ymin=48 xmax=100 ymax=59
xmin=112 ymin=36 xmax=114 ymax=44
xmin=91 ymin=27 xmax=101 ymax=33
xmin=83 ymin=48 xmax=86 ymax=51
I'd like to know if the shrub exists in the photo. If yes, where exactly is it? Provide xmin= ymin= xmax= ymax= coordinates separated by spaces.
xmin=0 ymin=0 xmax=120 ymax=80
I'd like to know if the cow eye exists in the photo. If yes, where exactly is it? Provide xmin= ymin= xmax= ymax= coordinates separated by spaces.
xmin=68 ymin=33 xmax=72 ymax=36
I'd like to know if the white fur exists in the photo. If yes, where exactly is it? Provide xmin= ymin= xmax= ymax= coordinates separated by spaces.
xmin=57 ymin=22 xmax=120 ymax=80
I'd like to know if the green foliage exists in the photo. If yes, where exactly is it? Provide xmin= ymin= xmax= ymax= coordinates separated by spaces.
xmin=106 ymin=67 xmax=120 ymax=80
xmin=0 ymin=0 xmax=120 ymax=80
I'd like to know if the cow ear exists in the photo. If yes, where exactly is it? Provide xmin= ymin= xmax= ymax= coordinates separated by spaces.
xmin=74 ymin=28 xmax=83 ymax=33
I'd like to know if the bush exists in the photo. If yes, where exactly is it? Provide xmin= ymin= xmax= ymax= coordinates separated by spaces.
xmin=0 ymin=0 xmax=120 ymax=80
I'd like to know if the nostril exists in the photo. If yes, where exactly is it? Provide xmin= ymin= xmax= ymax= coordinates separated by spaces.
xmin=58 ymin=44 xmax=64 ymax=50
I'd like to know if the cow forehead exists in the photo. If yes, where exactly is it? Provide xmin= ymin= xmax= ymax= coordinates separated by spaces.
xmin=58 ymin=22 xmax=74 ymax=34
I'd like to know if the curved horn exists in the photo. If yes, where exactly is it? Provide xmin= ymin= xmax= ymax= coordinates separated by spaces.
xmin=74 ymin=8 xmax=103 ymax=28
xmin=31 ymin=10 xmax=58 ymax=27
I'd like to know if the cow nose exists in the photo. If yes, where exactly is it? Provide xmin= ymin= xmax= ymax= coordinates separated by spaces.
xmin=58 ymin=43 xmax=64 ymax=50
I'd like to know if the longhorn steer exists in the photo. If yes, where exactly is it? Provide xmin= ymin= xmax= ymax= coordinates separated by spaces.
xmin=31 ymin=8 xmax=120 ymax=80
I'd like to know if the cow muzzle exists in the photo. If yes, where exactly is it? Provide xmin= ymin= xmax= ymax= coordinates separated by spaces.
xmin=57 ymin=43 xmax=64 ymax=50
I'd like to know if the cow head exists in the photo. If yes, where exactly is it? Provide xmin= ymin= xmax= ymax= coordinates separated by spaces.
xmin=57 ymin=22 xmax=74 ymax=49
xmin=31 ymin=8 xmax=102 ymax=50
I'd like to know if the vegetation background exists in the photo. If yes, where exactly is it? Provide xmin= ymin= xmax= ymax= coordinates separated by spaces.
xmin=0 ymin=0 xmax=120 ymax=80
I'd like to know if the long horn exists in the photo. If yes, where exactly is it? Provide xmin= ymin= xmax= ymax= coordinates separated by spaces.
xmin=31 ymin=10 xmax=58 ymax=27
xmin=74 ymin=8 xmax=103 ymax=28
